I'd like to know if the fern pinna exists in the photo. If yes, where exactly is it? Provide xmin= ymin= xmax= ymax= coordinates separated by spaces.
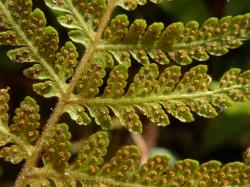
xmin=0 ymin=0 xmax=249 ymax=186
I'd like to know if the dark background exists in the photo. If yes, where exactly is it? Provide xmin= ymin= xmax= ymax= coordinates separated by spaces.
xmin=0 ymin=0 xmax=250 ymax=186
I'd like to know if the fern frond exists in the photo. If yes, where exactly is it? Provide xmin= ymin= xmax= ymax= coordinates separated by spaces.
xmin=0 ymin=88 xmax=39 ymax=163
xmin=73 ymin=65 xmax=250 ymax=133
xmin=30 ymin=1 xmax=250 ymax=127
xmin=24 ymin=131 xmax=250 ymax=187
xmin=0 ymin=0 xmax=80 ymax=98
xmin=44 ymin=2 xmax=250 ymax=66
xmin=44 ymin=0 xmax=163 ymax=46
xmin=116 ymin=0 xmax=163 ymax=11
xmin=100 ymin=13 xmax=250 ymax=66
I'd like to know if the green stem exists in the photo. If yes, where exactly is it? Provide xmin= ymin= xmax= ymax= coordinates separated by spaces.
xmin=96 ymin=34 xmax=246 ymax=53
xmin=72 ymin=172 xmax=151 ymax=187
xmin=74 ymin=84 xmax=249 ymax=106
xmin=0 ymin=2 xmax=65 ymax=94
xmin=97 ymin=42 xmax=154 ymax=51
xmin=97 ymin=39 xmax=220 ymax=51
xmin=24 ymin=168 xmax=151 ymax=187
xmin=14 ymin=0 xmax=116 ymax=186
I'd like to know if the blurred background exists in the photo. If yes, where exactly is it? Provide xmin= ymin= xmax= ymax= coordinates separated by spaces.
xmin=0 ymin=0 xmax=250 ymax=185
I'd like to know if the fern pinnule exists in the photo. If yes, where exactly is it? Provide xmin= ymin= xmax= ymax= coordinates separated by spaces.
xmin=0 ymin=89 xmax=39 ymax=163
xmin=76 ymin=55 xmax=107 ymax=98
xmin=73 ymin=132 xmax=110 ymax=174
xmin=99 ymin=145 xmax=141 ymax=180
xmin=132 ymin=155 xmax=169 ymax=185
xmin=21 ymin=40 xmax=78 ymax=83
xmin=10 ymin=97 xmax=40 ymax=143
xmin=64 ymin=104 xmax=92 ymax=126
xmin=42 ymin=123 xmax=72 ymax=171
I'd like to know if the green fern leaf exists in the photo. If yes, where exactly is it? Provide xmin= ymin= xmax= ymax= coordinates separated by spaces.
xmin=132 ymin=155 xmax=169 ymax=185
xmin=44 ymin=2 xmax=250 ymax=66
xmin=4 ymin=1 xmax=248 ymax=127
xmin=76 ymin=54 xmax=107 ymax=98
xmin=25 ymin=131 xmax=250 ymax=187
xmin=64 ymin=104 xmax=91 ymax=125
xmin=101 ymin=14 xmax=250 ymax=66
xmin=0 ymin=0 xmax=81 ymax=98
xmin=116 ymin=0 xmax=163 ymax=11
xmin=99 ymin=145 xmax=141 ymax=180
xmin=72 ymin=132 xmax=109 ymax=174
xmin=45 ymin=0 xmax=108 ymax=46
xmin=10 ymin=96 xmax=40 ymax=143
xmin=72 ymin=65 xmax=249 ymax=133
xmin=0 ymin=0 xmax=113 ymax=124
xmin=42 ymin=123 xmax=72 ymax=171
xmin=0 ymin=1 xmax=249 ymax=186
xmin=0 ymin=88 xmax=39 ymax=163
xmin=0 ymin=145 xmax=26 ymax=164
xmin=44 ymin=0 xmax=163 ymax=46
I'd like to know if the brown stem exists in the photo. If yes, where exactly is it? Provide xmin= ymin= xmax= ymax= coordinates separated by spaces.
xmin=131 ymin=133 xmax=149 ymax=165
